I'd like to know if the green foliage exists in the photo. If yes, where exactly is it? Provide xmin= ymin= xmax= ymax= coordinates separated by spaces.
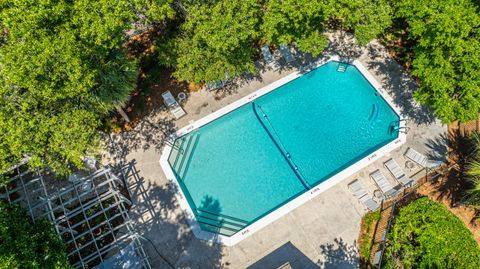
xmin=161 ymin=0 xmax=261 ymax=83
xmin=330 ymin=0 xmax=392 ymax=46
xmin=0 ymin=0 xmax=174 ymax=175
xmin=384 ymin=197 xmax=480 ymax=268
xmin=464 ymin=132 xmax=480 ymax=206
xmin=396 ymin=0 xmax=480 ymax=123
xmin=360 ymin=210 xmax=381 ymax=261
xmin=0 ymin=202 xmax=71 ymax=268
xmin=262 ymin=0 xmax=331 ymax=56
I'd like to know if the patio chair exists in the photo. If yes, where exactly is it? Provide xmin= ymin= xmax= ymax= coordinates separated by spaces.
xmin=370 ymin=170 xmax=401 ymax=198
xmin=261 ymin=45 xmax=281 ymax=70
xmin=348 ymin=179 xmax=379 ymax=211
xmin=162 ymin=90 xmax=186 ymax=119
xmin=405 ymin=147 xmax=443 ymax=168
xmin=384 ymin=159 xmax=415 ymax=187
xmin=279 ymin=45 xmax=295 ymax=63
xmin=206 ymin=73 xmax=231 ymax=92
xmin=206 ymin=80 xmax=223 ymax=91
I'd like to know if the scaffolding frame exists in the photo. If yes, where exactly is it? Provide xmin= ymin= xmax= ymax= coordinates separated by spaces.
xmin=1 ymin=163 xmax=151 ymax=269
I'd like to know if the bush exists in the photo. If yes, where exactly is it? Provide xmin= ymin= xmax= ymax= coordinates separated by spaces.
xmin=0 ymin=202 xmax=71 ymax=268
xmin=360 ymin=210 xmax=381 ymax=262
xmin=384 ymin=197 xmax=480 ymax=268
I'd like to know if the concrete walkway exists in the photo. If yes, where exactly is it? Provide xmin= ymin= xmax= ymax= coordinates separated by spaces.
xmin=104 ymin=33 xmax=447 ymax=269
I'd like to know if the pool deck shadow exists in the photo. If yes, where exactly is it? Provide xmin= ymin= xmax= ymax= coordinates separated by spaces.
xmin=104 ymin=31 xmax=448 ymax=269
xmin=122 ymin=160 xmax=226 ymax=268
xmin=247 ymin=241 xmax=319 ymax=269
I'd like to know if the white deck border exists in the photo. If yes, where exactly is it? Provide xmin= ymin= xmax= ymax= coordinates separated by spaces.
xmin=159 ymin=55 xmax=407 ymax=246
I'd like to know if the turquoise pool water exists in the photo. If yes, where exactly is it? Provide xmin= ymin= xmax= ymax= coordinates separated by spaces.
xmin=168 ymin=62 xmax=399 ymax=235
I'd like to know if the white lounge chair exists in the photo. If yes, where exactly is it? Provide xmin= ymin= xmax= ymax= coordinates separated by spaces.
xmin=384 ymin=159 xmax=415 ymax=187
xmin=261 ymin=45 xmax=281 ymax=70
xmin=279 ymin=45 xmax=295 ymax=63
xmin=348 ymin=179 xmax=379 ymax=211
xmin=162 ymin=90 xmax=186 ymax=119
xmin=405 ymin=147 xmax=443 ymax=168
xmin=370 ymin=170 xmax=401 ymax=198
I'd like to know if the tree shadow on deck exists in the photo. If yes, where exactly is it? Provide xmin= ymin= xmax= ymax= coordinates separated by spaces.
xmin=120 ymin=160 xmax=227 ymax=269
xmin=363 ymin=42 xmax=435 ymax=125
xmin=104 ymin=113 xmax=176 ymax=163
xmin=318 ymin=238 xmax=359 ymax=269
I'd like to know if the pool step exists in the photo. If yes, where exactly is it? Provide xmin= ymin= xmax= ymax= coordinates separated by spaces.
xmin=195 ymin=209 xmax=249 ymax=236
xmin=172 ymin=134 xmax=200 ymax=180
xmin=168 ymin=137 xmax=186 ymax=166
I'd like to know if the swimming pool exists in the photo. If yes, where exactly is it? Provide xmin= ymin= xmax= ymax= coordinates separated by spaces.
xmin=160 ymin=57 xmax=405 ymax=245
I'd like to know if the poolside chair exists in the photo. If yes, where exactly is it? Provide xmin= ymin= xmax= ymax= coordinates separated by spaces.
xmin=261 ymin=45 xmax=281 ymax=70
xmin=206 ymin=80 xmax=223 ymax=91
xmin=370 ymin=170 xmax=401 ymax=198
xmin=206 ymin=73 xmax=231 ymax=92
xmin=279 ymin=45 xmax=295 ymax=63
xmin=384 ymin=159 xmax=415 ymax=187
xmin=162 ymin=90 xmax=186 ymax=119
xmin=405 ymin=147 xmax=443 ymax=168
xmin=348 ymin=179 xmax=379 ymax=211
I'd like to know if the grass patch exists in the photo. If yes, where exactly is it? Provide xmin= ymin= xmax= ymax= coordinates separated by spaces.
xmin=359 ymin=210 xmax=381 ymax=262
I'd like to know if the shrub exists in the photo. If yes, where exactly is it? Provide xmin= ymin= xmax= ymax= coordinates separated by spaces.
xmin=384 ymin=197 xmax=480 ymax=268
xmin=359 ymin=210 xmax=381 ymax=262
xmin=0 ymin=202 xmax=71 ymax=268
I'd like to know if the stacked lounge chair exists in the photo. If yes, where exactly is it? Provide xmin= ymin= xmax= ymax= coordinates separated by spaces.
xmin=261 ymin=45 xmax=281 ymax=70
xmin=384 ymin=159 xmax=415 ymax=187
xmin=370 ymin=170 xmax=401 ymax=198
xmin=279 ymin=45 xmax=295 ymax=63
xmin=162 ymin=90 xmax=186 ymax=119
xmin=348 ymin=179 xmax=379 ymax=211
xmin=405 ymin=147 xmax=443 ymax=168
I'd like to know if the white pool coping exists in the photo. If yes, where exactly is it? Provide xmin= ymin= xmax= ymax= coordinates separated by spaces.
xmin=159 ymin=55 xmax=407 ymax=246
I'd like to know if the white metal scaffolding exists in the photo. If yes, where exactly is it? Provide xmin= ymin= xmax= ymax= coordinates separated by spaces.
xmin=1 ymin=162 xmax=151 ymax=269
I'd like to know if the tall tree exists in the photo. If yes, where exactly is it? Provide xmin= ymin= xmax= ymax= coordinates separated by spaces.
xmin=329 ymin=0 xmax=392 ymax=46
xmin=0 ymin=0 xmax=174 ymax=175
xmin=0 ymin=202 xmax=71 ymax=268
xmin=159 ymin=0 xmax=261 ymax=83
xmin=396 ymin=0 xmax=480 ymax=123
xmin=262 ymin=0 xmax=332 ymax=56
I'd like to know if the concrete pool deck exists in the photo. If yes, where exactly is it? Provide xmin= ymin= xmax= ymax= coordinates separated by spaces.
xmin=104 ymin=33 xmax=447 ymax=268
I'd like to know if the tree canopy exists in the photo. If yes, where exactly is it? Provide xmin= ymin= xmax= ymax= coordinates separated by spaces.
xmin=396 ymin=0 xmax=480 ymax=123
xmin=160 ymin=0 xmax=261 ymax=83
xmin=262 ymin=0 xmax=331 ymax=57
xmin=384 ymin=197 xmax=480 ymax=268
xmin=0 ymin=0 xmax=174 ymax=175
xmin=330 ymin=0 xmax=392 ymax=46
xmin=0 ymin=202 xmax=71 ymax=268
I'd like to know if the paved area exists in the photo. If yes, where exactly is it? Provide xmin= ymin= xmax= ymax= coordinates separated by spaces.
xmin=104 ymin=32 xmax=447 ymax=269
